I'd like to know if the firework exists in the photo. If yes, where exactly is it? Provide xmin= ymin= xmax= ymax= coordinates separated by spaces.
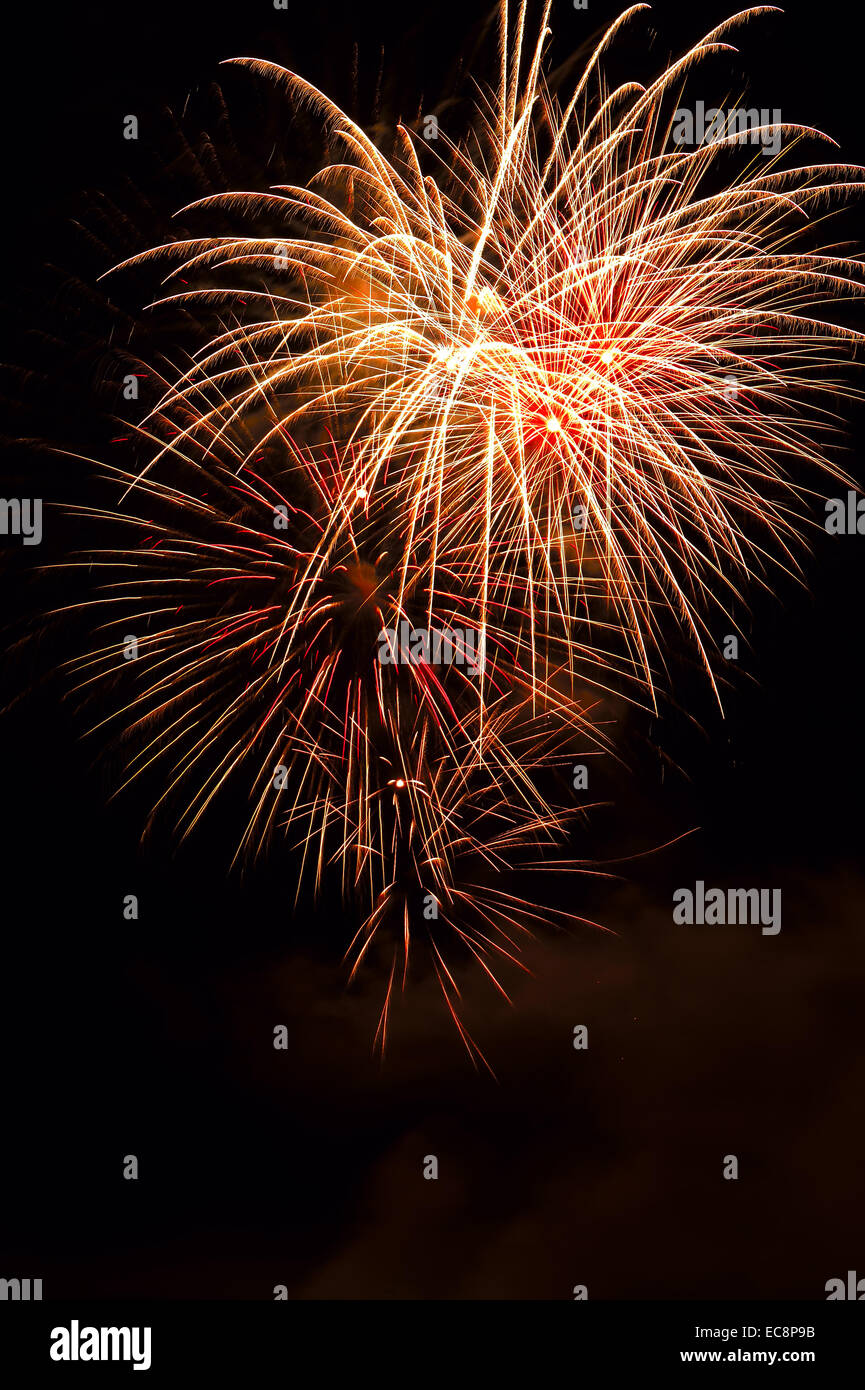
xmin=61 ymin=421 xmax=606 ymax=1059
xmin=112 ymin=3 xmax=864 ymax=698
xmin=62 ymin=3 xmax=863 ymax=1057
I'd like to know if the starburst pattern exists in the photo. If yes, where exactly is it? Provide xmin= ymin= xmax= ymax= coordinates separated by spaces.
xmin=60 ymin=3 xmax=863 ymax=1059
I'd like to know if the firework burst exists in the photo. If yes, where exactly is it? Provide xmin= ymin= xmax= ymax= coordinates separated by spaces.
xmin=112 ymin=3 xmax=864 ymax=694
xmin=60 ymin=2 xmax=863 ymax=1058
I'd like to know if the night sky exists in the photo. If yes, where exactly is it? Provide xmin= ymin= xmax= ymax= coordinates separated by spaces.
xmin=1 ymin=0 xmax=863 ymax=1300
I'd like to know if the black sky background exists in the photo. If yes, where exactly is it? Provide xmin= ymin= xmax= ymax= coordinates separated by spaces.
xmin=1 ymin=0 xmax=863 ymax=1298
